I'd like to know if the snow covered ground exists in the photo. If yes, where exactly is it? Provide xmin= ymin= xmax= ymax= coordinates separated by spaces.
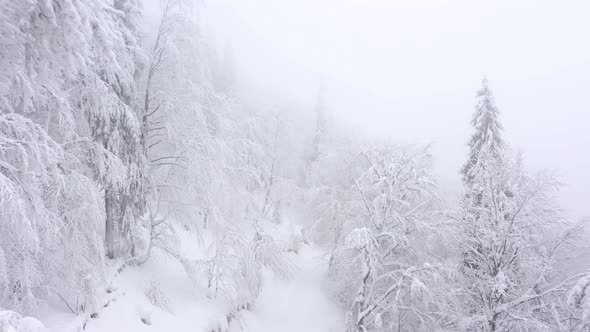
xmin=236 ymin=246 xmax=343 ymax=332
xmin=32 ymin=236 xmax=342 ymax=332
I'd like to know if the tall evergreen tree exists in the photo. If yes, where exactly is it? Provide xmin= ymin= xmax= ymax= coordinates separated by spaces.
xmin=461 ymin=78 xmax=504 ymax=186
xmin=455 ymin=79 xmax=580 ymax=331
xmin=304 ymin=83 xmax=327 ymax=181
xmin=311 ymin=83 xmax=327 ymax=163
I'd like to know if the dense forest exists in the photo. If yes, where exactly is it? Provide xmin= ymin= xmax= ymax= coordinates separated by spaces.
xmin=0 ymin=1 xmax=589 ymax=332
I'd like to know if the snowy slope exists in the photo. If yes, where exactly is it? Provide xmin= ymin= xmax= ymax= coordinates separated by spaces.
xmin=38 ymin=229 xmax=342 ymax=332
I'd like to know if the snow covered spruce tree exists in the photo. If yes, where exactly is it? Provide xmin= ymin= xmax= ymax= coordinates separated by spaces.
xmin=461 ymin=78 xmax=503 ymax=187
xmin=304 ymin=84 xmax=328 ymax=180
xmin=456 ymin=80 xmax=581 ymax=331
xmin=320 ymin=145 xmax=442 ymax=331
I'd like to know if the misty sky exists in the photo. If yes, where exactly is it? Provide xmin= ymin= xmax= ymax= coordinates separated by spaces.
xmin=204 ymin=0 xmax=590 ymax=219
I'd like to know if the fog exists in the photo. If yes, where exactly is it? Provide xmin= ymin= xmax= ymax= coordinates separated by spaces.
xmin=5 ymin=0 xmax=590 ymax=329
xmin=206 ymin=0 xmax=590 ymax=219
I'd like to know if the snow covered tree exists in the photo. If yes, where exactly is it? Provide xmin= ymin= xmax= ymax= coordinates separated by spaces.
xmin=320 ymin=145 xmax=442 ymax=331
xmin=0 ymin=114 xmax=65 ymax=313
xmin=200 ymin=226 xmax=262 ymax=307
xmin=3 ymin=0 xmax=149 ymax=261
xmin=452 ymin=78 xmax=586 ymax=331
xmin=187 ymin=223 xmax=293 ymax=323
xmin=135 ymin=0 xmax=227 ymax=239
xmin=457 ymin=148 xmax=580 ymax=331
xmin=303 ymin=83 xmax=328 ymax=184
xmin=0 ymin=114 xmax=106 ymax=314
xmin=461 ymin=78 xmax=504 ymax=187
xmin=0 ymin=0 xmax=139 ymax=313
xmin=569 ymin=272 xmax=590 ymax=331
xmin=81 ymin=0 xmax=147 ymax=259
xmin=309 ymin=84 xmax=327 ymax=164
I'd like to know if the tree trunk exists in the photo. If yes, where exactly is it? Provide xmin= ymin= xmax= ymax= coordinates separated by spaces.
xmin=488 ymin=313 xmax=499 ymax=332
xmin=105 ymin=187 xmax=116 ymax=259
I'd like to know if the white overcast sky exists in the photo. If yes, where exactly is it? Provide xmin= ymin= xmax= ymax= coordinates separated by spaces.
xmin=203 ymin=0 xmax=590 ymax=219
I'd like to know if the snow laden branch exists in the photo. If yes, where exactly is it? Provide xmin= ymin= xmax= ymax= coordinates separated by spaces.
xmin=569 ymin=273 xmax=590 ymax=331
xmin=0 ymin=114 xmax=105 ymax=314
